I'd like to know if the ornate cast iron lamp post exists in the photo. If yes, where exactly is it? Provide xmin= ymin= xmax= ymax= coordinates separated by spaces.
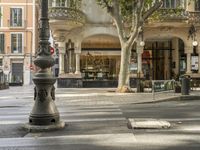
xmin=26 ymin=0 xmax=65 ymax=131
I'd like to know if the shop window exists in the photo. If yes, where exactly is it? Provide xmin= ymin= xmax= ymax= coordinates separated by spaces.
xmin=0 ymin=34 xmax=4 ymax=54
xmin=191 ymin=55 xmax=199 ymax=72
xmin=10 ymin=8 xmax=23 ymax=27
xmin=81 ymin=54 xmax=119 ymax=80
xmin=11 ymin=63 xmax=23 ymax=84
xmin=11 ymin=33 xmax=23 ymax=54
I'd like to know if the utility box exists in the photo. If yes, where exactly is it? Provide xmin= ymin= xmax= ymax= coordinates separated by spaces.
xmin=181 ymin=76 xmax=190 ymax=95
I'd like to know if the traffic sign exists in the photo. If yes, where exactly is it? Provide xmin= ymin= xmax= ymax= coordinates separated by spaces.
xmin=50 ymin=47 xmax=54 ymax=55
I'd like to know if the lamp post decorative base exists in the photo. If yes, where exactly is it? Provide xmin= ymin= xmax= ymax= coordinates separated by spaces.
xmin=26 ymin=70 xmax=65 ymax=131
xmin=26 ymin=0 xmax=64 ymax=132
xmin=24 ymin=121 xmax=65 ymax=132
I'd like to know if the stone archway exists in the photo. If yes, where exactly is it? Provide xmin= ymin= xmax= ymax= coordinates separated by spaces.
xmin=79 ymin=34 xmax=121 ymax=86
xmin=81 ymin=26 xmax=118 ymax=41
xmin=141 ymin=35 xmax=186 ymax=80
xmin=81 ymin=34 xmax=120 ymax=49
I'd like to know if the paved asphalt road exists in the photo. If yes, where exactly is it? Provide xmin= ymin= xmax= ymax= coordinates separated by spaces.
xmin=0 ymin=86 xmax=199 ymax=150
xmin=119 ymin=99 xmax=200 ymax=150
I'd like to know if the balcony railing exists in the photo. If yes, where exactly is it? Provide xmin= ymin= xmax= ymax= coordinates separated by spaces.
xmin=148 ymin=8 xmax=188 ymax=23
xmin=49 ymin=7 xmax=86 ymax=25
xmin=49 ymin=0 xmax=82 ymax=9
xmin=188 ymin=12 xmax=200 ymax=24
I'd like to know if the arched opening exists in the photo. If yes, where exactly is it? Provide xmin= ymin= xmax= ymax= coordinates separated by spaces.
xmin=139 ymin=37 xmax=185 ymax=80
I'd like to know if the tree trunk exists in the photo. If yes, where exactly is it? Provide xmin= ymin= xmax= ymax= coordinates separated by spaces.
xmin=117 ymin=43 xmax=132 ymax=93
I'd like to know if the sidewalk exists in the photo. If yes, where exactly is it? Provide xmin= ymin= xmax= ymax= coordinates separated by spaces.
xmin=1 ymin=86 xmax=200 ymax=105
xmin=55 ymin=87 xmax=200 ymax=105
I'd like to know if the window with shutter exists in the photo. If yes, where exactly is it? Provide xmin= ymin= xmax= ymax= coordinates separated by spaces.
xmin=11 ymin=33 xmax=23 ymax=54
xmin=10 ymin=8 xmax=23 ymax=27
xmin=0 ymin=34 xmax=4 ymax=54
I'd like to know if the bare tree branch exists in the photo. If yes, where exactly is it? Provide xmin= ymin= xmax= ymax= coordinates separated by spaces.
xmin=131 ymin=0 xmax=137 ymax=30
xmin=111 ymin=0 xmax=126 ymax=43
xmin=143 ymin=0 xmax=163 ymax=20
xmin=128 ymin=0 xmax=144 ymax=46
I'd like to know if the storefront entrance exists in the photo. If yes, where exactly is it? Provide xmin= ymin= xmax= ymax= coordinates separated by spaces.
xmin=142 ymin=41 xmax=173 ymax=80
xmin=10 ymin=62 xmax=23 ymax=85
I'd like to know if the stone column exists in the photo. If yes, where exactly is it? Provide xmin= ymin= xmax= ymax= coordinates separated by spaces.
xmin=136 ymin=45 xmax=144 ymax=76
xmin=172 ymin=38 xmax=179 ymax=76
xmin=68 ymin=50 xmax=72 ymax=73
xmin=164 ymin=50 xmax=169 ymax=79
xmin=74 ymin=41 xmax=81 ymax=75
xmin=185 ymin=46 xmax=193 ymax=74
xmin=58 ymin=42 xmax=65 ymax=75
xmin=137 ymin=52 xmax=142 ymax=74
xmin=198 ymin=46 xmax=200 ymax=73
xmin=59 ymin=53 xmax=64 ymax=74
xmin=198 ymin=53 xmax=200 ymax=74
xmin=75 ymin=53 xmax=81 ymax=75
xmin=186 ymin=52 xmax=192 ymax=74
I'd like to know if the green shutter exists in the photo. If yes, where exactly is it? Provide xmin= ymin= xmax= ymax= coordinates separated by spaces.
xmin=0 ymin=34 xmax=4 ymax=54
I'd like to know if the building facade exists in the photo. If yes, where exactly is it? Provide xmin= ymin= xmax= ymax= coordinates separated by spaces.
xmin=0 ymin=0 xmax=39 ymax=85
xmin=48 ymin=0 xmax=200 ymax=87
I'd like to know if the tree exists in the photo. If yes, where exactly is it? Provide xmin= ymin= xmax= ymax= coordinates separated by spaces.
xmin=96 ymin=0 xmax=163 ymax=92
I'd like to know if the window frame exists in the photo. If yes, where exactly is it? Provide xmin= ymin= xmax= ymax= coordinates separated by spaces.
xmin=0 ymin=6 xmax=3 ymax=27
xmin=0 ymin=59 xmax=2 ymax=66
xmin=10 ymin=33 xmax=24 ymax=54
xmin=0 ymin=33 xmax=5 ymax=54
xmin=162 ymin=0 xmax=185 ymax=9
xmin=10 ymin=7 xmax=24 ymax=27
xmin=195 ymin=0 xmax=200 ymax=11
xmin=52 ymin=0 xmax=70 ymax=7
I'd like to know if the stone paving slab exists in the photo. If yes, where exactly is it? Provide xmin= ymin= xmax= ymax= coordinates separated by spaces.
xmin=127 ymin=118 xmax=171 ymax=129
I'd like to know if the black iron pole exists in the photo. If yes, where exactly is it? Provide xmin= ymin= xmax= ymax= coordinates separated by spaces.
xmin=26 ymin=0 xmax=64 ymax=131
